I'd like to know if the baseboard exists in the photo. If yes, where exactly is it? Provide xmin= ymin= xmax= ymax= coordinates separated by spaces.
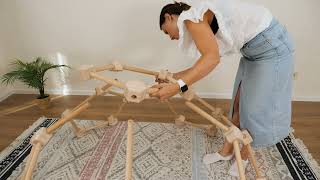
xmin=292 ymin=96 xmax=320 ymax=102
xmin=11 ymin=88 xmax=320 ymax=102
xmin=194 ymin=92 xmax=320 ymax=102
xmin=13 ymin=88 xmax=96 ymax=96
xmin=0 ymin=90 xmax=14 ymax=102
xmin=13 ymin=88 xmax=233 ymax=99
xmin=194 ymin=92 xmax=233 ymax=99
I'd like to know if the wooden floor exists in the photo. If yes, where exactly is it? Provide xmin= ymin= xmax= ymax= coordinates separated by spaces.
xmin=0 ymin=94 xmax=319 ymax=163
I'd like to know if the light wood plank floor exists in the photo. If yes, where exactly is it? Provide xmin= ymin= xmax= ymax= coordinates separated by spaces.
xmin=0 ymin=94 xmax=319 ymax=163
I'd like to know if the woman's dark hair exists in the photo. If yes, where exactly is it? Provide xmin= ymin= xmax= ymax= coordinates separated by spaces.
xmin=159 ymin=2 xmax=191 ymax=29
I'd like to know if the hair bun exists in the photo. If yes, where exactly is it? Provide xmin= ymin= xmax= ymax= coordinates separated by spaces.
xmin=159 ymin=1 xmax=191 ymax=29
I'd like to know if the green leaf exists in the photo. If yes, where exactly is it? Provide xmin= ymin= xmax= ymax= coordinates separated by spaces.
xmin=1 ymin=57 xmax=70 ymax=92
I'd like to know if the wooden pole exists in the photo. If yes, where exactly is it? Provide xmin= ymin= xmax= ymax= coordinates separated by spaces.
xmin=246 ymin=144 xmax=263 ymax=179
xmin=108 ymin=90 xmax=125 ymax=97
xmin=185 ymin=101 xmax=229 ymax=132
xmin=90 ymin=72 xmax=126 ymax=89
xmin=183 ymin=121 xmax=211 ymax=129
xmin=23 ymin=143 xmax=42 ymax=180
xmin=1 ymin=103 xmax=37 ymax=115
xmin=94 ymin=64 xmax=114 ymax=72
xmin=195 ymin=95 xmax=216 ymax=111
xmin=125 ymin=120 xmax=134 ymax=180
xmin=20 ymin=145 xmax=36 ymax=179
xmin=72 ymin=84 xmax=111 ymax=111
xmin=50 ymin=95 xmax=65 ymax=101
xmin=46 ymin=102 xmax=90 ymax=134
xmin=166 ymin=76 xmax=177 ymax=83
xmin=73 ymin=96 xmax=96 ymax=112
xmin=69 ymin=120 xmax=83 ymax=137
xmin=123 ymin=64 xmax=158 ymax=76
xmin=195 ymin=95 xmax=233 ymax=126
xmin=74 ymin=99 xmax=126 ymax=135
xmin=73 ymin=100 xmax=124 ymax=136
xmin=0 ymin=95 xmax=65 ymax=115
xmin=220 ymin=116 xmax=234 ymax=126
xmin=63 ymin=84 xmax=112 ymax=136
xmin=164 ymin=100 xmax=178 ymax=116
xmin=70 ymin=120 xmax=81 ymax=131
xmin=76 ymin=122 xmax=109 ymax=135
xmin=233 ymin=140 xmax=246 ymax=180
xmin=115 ymin=100 xmax=127 ymax=117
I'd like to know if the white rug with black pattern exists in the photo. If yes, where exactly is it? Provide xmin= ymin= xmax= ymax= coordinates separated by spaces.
xmin=0 ymin=117 xmax=319 ymax=180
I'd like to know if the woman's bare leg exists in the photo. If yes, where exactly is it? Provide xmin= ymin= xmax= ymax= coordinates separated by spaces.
xmin=219 ymin=84 xmax=241 ymax=156
xmin=220 ymin=83 xmax=249 ymax=160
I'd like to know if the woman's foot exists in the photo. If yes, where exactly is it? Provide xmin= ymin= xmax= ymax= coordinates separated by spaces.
xmin=228 ymin=159 xmax=249 ymax=177
xmin=203 ymin=139 xmax=235 ymax=165
xmin=203 ymin=152 xmax=234 ymax=165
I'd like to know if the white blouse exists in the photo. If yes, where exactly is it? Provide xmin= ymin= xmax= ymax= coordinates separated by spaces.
xmin=177 ymin=0 xmax=273 ymax=58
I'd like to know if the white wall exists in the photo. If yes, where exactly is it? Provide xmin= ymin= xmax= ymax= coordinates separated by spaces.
xmin=0 ymin=0 xmax=17 ymax=101
xmin=1 ymin=0 xmax=319 ymax=101
xmin=252 ymin=0 xmax=320 ymax=101
xmin=0 ymin=48 xmax=13 ymax=101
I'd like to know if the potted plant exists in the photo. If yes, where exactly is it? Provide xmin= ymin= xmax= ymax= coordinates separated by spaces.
xmin=1 ymin=57 xmax=70 ymax=109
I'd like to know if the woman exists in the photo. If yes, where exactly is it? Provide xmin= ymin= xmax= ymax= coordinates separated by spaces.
xmin=151 ymin=0 xmax=295 ymax=176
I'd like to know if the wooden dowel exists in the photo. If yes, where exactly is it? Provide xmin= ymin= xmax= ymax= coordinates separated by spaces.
xmin=46 ymin=103 xmax=90 ymax=134
xmin=70 ymin=120 xmax=81 ymax=133
xmin=115 ymin=100 xmax=127 ymax=117
xmin=101 ymin=84 xmax=113 ymax=91
xmin=195 ymin=95 xmax=215 ymax=112
xmin=1 ymin=95 xmax=64 ymax=115
xmin=123 ymin=65 xmax=158 ymax=76
xmin=195 ymin=95 xmax=233 ymax=126
xmin=21 ymin=144 xmax=36 ymax=179
xmin=72 ymin=95 xmax=96 ymax=112
xmin=108 ymin=90 xmax=125 ymax=97
xmin=185 ymin=101 xmax=229 ymax=132
xmin=1 ymin=103 xmax=37 ymax=115
xmin=164 ymin=100 xmax=178 ymax=116
xmin=78 ymin=122 xmax=109 ymax=134
xmin=246 ymin=144 xmax=263 ymax=178
xmin=90 ymin=72 xmax=126 ymax=89
xmin=233 ymin=140 xmax=246 ymax=180
xmin=67 ymin=84 xmax=112 ymax=134
xmin=50 ymin=95 xmax=64 ymax=101
xmin=125 ymin=120 xmax=134 ymax=180
xmin=72 ymin=83 xmax=111 ymax=111
xmin=24 ymin=143 xmax=42 ymax=180
xmin=184 ymin=121 xmax=211 ymax=129
xmin=166 ymin=76 xmax=177 ymax=83
xmin=94 ymin=64 xmax=114 ymax=72
xmin=221 ymin=116 xmax=233 ymax=126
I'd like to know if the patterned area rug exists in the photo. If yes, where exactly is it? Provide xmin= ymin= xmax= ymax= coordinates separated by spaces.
xmin=0 ymin=117 xmax=319 ymax=180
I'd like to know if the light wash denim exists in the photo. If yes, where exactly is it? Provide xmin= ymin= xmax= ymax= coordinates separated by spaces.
xmin=228 ymin=18 xmax=295 ymax=147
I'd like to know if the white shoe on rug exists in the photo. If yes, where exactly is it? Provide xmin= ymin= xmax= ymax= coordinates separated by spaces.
xmin=203 ymin=152 xmax=234 ymax=165
xmin=228 ymin=159 xmax=249 ymax=177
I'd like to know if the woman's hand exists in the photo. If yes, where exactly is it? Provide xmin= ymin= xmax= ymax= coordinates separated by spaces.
xmin=150 ymin=83 xmax=180 ymax=101
xmin=154 ymin=71 xmax=178 ymax=84
xmin=155 ymin=75 xmax=169 ymax=83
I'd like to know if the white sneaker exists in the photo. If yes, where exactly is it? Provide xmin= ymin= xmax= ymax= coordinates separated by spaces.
xmin=203 ymin=152 xmax=234 ymax=165
xmin=228 ymin=159 xmax=249 ymax=177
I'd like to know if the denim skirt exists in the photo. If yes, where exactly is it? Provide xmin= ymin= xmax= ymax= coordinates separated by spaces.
xmin=228 ymin=18 xmax=295 ymax=147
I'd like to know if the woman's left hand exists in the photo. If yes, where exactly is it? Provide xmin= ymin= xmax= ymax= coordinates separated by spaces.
xmin=150 ymin=83 xmax=180 ymax=101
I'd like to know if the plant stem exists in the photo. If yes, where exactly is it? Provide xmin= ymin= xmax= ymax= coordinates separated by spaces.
xmin=39 ymin=87 xmax=45 ymax=99
xmin=39 ymin=75 xmax=45 ymax=99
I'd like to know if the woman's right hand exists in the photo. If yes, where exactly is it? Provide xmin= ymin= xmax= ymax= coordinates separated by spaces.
xmin=155 ymin=75 xmax=170 ymax=83
xmin=172 ymin=72 xmax=180 ymax=79
xmin=155 ymin=71 xmax=180 ymax=83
